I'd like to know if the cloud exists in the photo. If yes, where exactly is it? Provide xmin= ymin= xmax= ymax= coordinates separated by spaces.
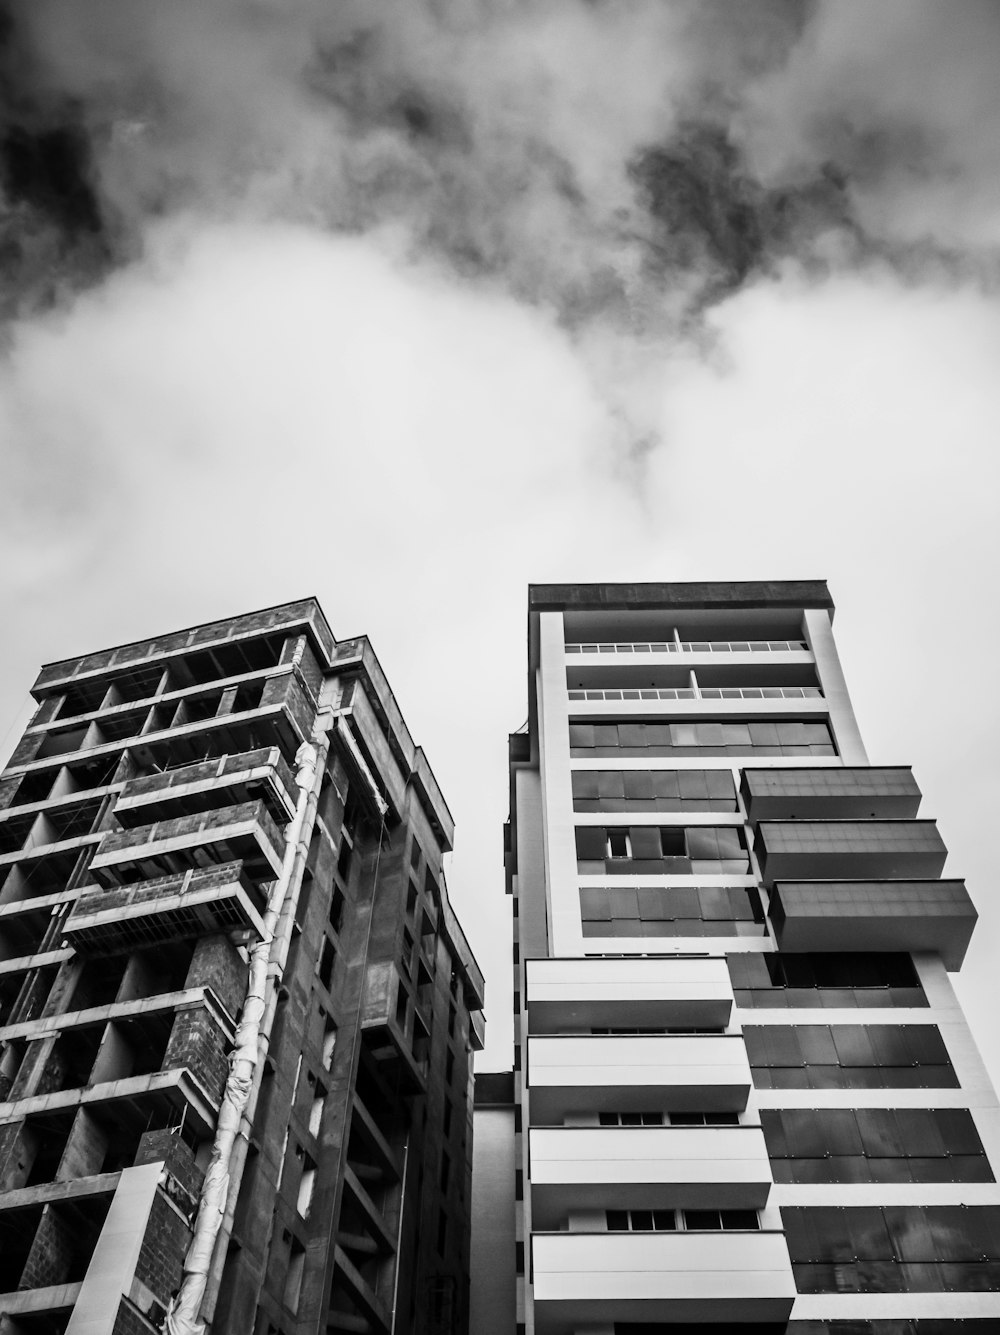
xmin=2 ymin=0 xmax=1000 ymax=1076
xmin=738 ymin=0 xmax=1000 ymax=253
xmin=3 ymin=0 xmax=999 ymax=464
xmin=4 ymin=1 xmax=997 ymax=321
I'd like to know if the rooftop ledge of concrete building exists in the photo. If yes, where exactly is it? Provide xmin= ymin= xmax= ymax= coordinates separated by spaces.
xmin=33 ymin=596 xmax=336 ymax=693
xmin=528 ymin=580 xmax=834 ymax=615
xmin=26 ymin=594 xmax=456 ymax=851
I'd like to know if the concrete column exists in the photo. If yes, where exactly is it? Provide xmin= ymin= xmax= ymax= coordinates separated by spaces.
xmin=536 ymin=613 xmax=582 ymax=957
xmin=802 ymin=608 xmax=868 ymax=764
xmin=65 ymin=1162 xmax=162 ymax=1335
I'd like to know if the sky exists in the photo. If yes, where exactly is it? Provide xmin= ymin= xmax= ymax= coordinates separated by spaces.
xmin=1 ymin=0 xmax=1000 ymax=1078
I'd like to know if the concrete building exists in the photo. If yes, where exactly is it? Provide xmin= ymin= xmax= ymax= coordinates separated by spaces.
xmin=0 ymin=599 xmax=484 ymax=1335
xmin=491 ymin=580 xmax=998 ymax=1334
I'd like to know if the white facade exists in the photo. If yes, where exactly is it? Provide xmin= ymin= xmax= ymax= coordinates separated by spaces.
xmin=501 ymin=582 xmax=1000 ymax=1335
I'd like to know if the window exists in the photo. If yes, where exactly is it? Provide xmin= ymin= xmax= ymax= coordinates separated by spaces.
xmin=580 ymin=885 xmax=766 ymax=939
xmin=685 ymin=1209 xmax=759 ymax=1231
xmin=321 ymin=1025 xmax=337 ymax=1071
xmin=569 ymin=720 xmax=836 ymax=758
xmin=607 ymin=1208 xmax=758 ymax=1232
xmin=600 ymin=1112 xmax=665 ymax=1126
xmin=328 ymin=887 xmax=346 ymax=936
xmin=282 ymin=1241 xmax=305 ymax=1312
xmin=607 ymin=1209 xmax=677 ymax=1232
xmin=729 ymin=952 xmax=928 ymax=1009
xmin=575 ymin=825 xmax=749 ymax=874
xmin=668 ymin=1111 xmax=740 ymax=1127
xmin=572 ymin=768 xmax=737 ymax=813
xmin=607 ymin=830 xmax=631 ymax=858
xmin=591 ymin=1027 xmax=721 ymax=1036
xmin=598 ymin=1111 xmax=739 ymax=1127
xmin=336 ymin=835 xmax=353 ymax=884
xmin=317 ymin=937 xmax=336 ymax=990
xmin=296 ymin=1160 xmax=316 ymax=1217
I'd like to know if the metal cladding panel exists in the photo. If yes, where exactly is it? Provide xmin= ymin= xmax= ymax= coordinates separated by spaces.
xmin=741 ymin=767 xmax=921 ymax=821
xmin=770 ymin=879 xmax=977 ymax=970
xmin=754 ymin=820 xmax=947 ymax=885
xmin=525 ymin=957 xmax=733 ymax=1032
xmin=531 ymin=1230 xmax=795 ymax=1329
xmin=529 ymin=1125 xmax=772 ymax=1222
xmin=527 ymin=1034 xmax=752 ymax=1121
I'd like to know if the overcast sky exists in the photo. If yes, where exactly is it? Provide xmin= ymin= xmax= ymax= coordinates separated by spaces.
xmin=1 ymin=0 xmax=1000 ymax=1078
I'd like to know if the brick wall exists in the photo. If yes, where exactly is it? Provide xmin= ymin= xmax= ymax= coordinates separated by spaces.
xmin=135 ymin=1128 xmax=204 ymax=1209
xmin=0 ymin=1122 xmax=36 ymax=1192
xmin=185 ymin=935 xmax=247 ymax=1021
xmin=134 ymin=1191 xmax=191 ymax=1306
xmin=113 ymin=1298 xmax=160 ymax=1335
xmin=18 ymin=1204 xmax=75 ymax=1290
xmin=163 ymin=1009 xmax=229 ymax=1104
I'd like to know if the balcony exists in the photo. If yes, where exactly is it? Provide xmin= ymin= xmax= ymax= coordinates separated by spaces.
xmin=531 ymin=1229 xmax=795 ymax=1331
xmin=90 ymin=799 xmax=285 ymax=887
xmin=529 ymin=1124 xmax=772 ymax=1225
xmin=769 ymin=879 xmax=977 ymax=971
xmin=114 ymin=746 xmax=296 ymax=828
xmin=741 ymin=767 xmax=921 ymax=821
xmin=63 ymin=860 xmax=267 ymax=955
xmin=753 ymin=820 xmax=947 ymax=885
xmin=527 ymin=1034 xmax=752 ymax=1123
xmin=566 ymin=640 xmax=808 ymax=654
xmin=525 ymin=957 xmax=733 ymax=1033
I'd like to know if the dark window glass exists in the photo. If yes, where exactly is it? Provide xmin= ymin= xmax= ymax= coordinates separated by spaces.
xmin=630 ymin=826 xmax=663 ymax=859
xmin=721 ymin=1209 xmax=760 ymax=1230
xmin=748 ymin=1026 xmax=955 ymax=1089
xmin=569 ymin=720 xmax=835 ymax=756
xmin=623 ymin=771 xmax=655 ymax=802
xmin=574 ymin=827 xmax=607 ymax=860
xmin=783 ymin=1207 xmax=1000 ymax=1292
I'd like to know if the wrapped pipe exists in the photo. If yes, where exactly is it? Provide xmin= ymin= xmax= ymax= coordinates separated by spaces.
xmin=164 ymin=717 xmax=330 ymax=1335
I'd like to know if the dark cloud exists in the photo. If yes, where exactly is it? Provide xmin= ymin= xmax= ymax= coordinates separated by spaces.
xmin=0 ymin=3 xmax=994 ymax=316
xmin=0 ymin=0 xmax=998 ymax=462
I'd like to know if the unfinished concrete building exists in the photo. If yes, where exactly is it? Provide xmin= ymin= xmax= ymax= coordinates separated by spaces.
xmin=0 ymin=599 xmax=485 ymax=1335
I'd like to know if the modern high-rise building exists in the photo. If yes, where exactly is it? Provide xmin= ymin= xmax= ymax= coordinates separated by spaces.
xmin=0 ymin=599 xmax=484 ymax=1335
xmin=487 ymin=580 xmax=998 ymax=1335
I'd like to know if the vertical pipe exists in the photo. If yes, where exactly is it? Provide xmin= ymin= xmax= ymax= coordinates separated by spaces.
xmin=165 ymin=703 xmax=334 ymax=1335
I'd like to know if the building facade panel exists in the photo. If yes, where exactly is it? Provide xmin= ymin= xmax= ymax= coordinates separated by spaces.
xmin=487 ymin=580 xmax=1000 ymax=1335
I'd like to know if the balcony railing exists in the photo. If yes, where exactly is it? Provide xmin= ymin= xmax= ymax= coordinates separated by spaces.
xmin=568 ymin=686 xmax=822 ymax=702
xmin=566 ymin=641 xmax=808 ymax=655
